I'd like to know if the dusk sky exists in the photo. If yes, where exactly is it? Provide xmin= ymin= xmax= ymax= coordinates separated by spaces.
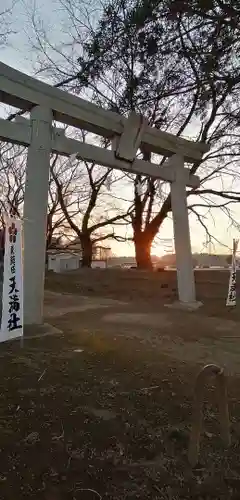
xmin=1 ymin=0 xmax=239 ymax=256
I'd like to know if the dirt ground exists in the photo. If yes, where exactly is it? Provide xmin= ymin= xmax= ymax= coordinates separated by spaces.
xmin=1 ymin=269 xmax=240 ymax=500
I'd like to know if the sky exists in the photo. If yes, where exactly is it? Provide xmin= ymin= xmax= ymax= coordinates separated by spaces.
xmin=1 ymin=0 xmax=240 ymax=257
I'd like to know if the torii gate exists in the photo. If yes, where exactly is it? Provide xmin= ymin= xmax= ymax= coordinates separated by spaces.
xmin=0 ymin=63 xmax=209 ymax=326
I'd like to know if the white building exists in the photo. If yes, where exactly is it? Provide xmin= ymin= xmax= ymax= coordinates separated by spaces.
xmin=48 ymin=253 xmax=80 ymax=273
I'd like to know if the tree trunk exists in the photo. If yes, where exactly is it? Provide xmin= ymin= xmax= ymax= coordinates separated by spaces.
xmin=81 ymin=234 xmax=93 ymax=268
xmin=134 ymin=232 xmax=153 ymax=270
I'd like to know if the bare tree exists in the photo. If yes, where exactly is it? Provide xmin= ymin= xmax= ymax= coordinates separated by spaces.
xmin=0 ymin=144 xmax=25 ymax=221
xmin=51 ymin=142 xmax=132 ymax=267
xmin=0 ymin=132 xmax=131 ymax=266
xmin=0 ymin=146 xmax=72 ymax=251
xmin=71 ymin=0 xmax=240 ymax=267
xmin=0 ymin=1 xmax=18 ymax=47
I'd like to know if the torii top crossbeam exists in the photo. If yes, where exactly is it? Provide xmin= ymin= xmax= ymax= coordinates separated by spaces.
xmin=0 ymin=62 xmax=208 ymax=162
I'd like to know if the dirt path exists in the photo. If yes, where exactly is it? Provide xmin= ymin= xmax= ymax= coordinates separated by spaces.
xmin=44 ymin=290 xmax=240 ymax=375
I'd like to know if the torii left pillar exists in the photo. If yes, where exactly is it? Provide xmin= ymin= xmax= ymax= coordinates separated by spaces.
xmin=23 ymin=106 xmax=52 ymax=325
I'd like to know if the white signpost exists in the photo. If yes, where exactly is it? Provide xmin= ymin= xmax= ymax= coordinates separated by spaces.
xmin=0 ymin=216 xmax=23 ymax=343
xmin=226 ymin=239 xmax=239 ymax=307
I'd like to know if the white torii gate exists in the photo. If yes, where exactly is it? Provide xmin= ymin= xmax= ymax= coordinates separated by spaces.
xmin=0 ymin=63 xmax=209 ymax=326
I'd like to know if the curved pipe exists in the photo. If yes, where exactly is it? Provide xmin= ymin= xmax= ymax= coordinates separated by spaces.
xmin=188 ymin=364 xmax=230 ymax=467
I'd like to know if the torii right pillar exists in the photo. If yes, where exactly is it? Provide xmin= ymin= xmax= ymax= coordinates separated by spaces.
xmin=170 ymin=155 xmax=201 ymax=308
